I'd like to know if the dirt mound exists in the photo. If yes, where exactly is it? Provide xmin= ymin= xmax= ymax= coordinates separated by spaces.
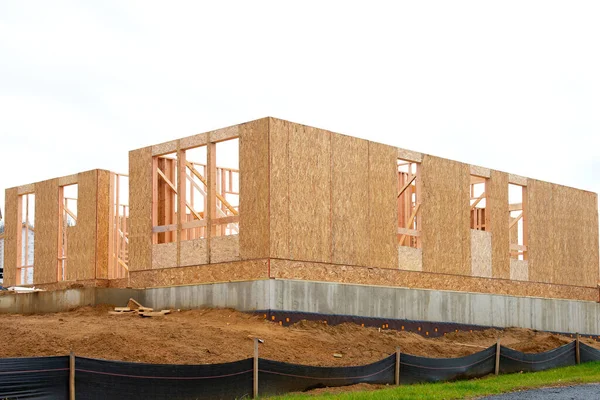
xmin=0 ymin=306 xmax=595 ymax=366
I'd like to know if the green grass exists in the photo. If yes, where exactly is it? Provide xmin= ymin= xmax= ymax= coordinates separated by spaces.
xmin=271 ymin=362 xmax=600 ymax=399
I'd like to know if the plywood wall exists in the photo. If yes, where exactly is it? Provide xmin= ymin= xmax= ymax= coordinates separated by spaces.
xmin=269 ymin=119 xmax=397 ymax=269
xmin=528 ymin=179 xmax=599 ymax=288
xmin=288 ymin=123 xmax=332 ymax=263
xmin=34 ymin=179 xmax=59 ymax=284
xmin=489 ymin=170 xmax=510 ymax=279
xmin=269 ymin=118 xmax=290 ymax=259
xmin=420 ymin=155 xmax=471 ymax=275
xmin=66 ymin=171 xmax=98 ymax=281
xmin=331 ymin=134 xmax=369 ymax=266
xmin=368 ymin=142 xmax=398 ymax=269
xmin=95 ymin=170 xmax=111 ymax=280
xmin=129 ymin=147 xmax=153 ymax=271
xmin=3 ymin=188 xmax=18 ymax=286
xmin=239 ymin=118 xmax=269 ymax=260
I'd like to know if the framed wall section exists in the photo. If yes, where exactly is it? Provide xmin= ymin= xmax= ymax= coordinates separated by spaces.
xmin=16 ymin=192 xmax=35 ymax=285
xmin=397 ymin=158 xmax=421 ymax=248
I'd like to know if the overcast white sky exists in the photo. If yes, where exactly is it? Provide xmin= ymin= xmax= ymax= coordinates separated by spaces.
xmin=1 ymin=1 xmax=599 ymax=216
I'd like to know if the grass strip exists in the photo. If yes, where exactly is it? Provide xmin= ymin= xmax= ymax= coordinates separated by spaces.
xmin=271 ymin=361 xmax=600 ymax=399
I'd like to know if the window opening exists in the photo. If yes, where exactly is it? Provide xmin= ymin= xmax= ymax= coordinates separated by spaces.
xmin=397 ymin=159 xmax=420 ymax=248
xmin=509 ymin=184 xmax=527 ymax=260
xmin=57 ymin=184 xmax=78 ymax=281
xmin=17 ymin=193 xmax=35 ymax=285
xmin=109 ymin=174 xmax=129 ymax=279
xmin=470 ymin=175 xmax=487 ymax=230
xmin=182 ymin=145 xmax=208 ymax=240
xmin=152 ymin=152 xmax=178 ymax=244
xmin=213 ymin=138 xmax=239 ymax=236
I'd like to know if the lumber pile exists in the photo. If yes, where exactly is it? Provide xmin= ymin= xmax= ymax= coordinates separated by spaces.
xmin=108 ymin=298 xmax=171 ymax=317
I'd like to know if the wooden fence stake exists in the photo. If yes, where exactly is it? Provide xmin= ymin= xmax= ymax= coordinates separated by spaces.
xmin=576 ymin=333 xmax=581 ymax=365
xmin=69 ymin=351 xmax=75 ymax=400
xmin=253 ymin=338 xmax=259 ymax=399
xmin=494 ymin=339 xmax=500 ymax=375
xmin=395 ymin=347 xmax=401 ymax=385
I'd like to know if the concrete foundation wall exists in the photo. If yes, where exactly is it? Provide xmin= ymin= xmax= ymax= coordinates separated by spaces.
xmin=144 ymin=280 xmax=600 ymax=336
xmin=1 ymin=280 xmax=598 ymax=336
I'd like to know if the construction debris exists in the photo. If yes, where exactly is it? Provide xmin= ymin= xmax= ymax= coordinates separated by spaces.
xmin=109 ymin=299 xmax=170 ymax=318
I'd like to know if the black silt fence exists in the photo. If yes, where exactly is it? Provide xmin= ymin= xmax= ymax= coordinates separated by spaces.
xmin=74 ymin=356 xmax=254 ymax=400
xmin=580 ymin=342 xmax=600 ymax=364
xmin=258 ymin=354 xmax=396 ymax=397
xmin=0 ymin=340 xmax=600 ymax=399
xmin=400 ymin=345 xmax=497 ymax=384
xmin=499 ymin=342 xmax=577 ymax=374
xmin=0 ymin=355 xmax=69 ymax=399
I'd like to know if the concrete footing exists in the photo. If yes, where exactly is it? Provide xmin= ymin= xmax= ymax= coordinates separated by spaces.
xmin=1 ymin=279 xmax=598 ymax=336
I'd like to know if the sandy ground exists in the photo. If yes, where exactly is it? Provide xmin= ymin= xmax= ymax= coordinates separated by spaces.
xmin=0 ymin=305 xmax=595 ymax=366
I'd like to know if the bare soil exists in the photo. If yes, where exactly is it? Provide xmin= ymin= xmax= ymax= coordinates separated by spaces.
xmin=0 ymin=305 xmax=595 ymax=366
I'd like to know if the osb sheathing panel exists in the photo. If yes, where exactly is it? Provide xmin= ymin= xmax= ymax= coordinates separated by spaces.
xmin=288 ymin=123 xmax=331 ymax=263
xmin=397 ymin=148 xmax=422 ymax=163
xmin=210 ymin=234 xmax=241 ymax=264
xmin=95 ymin=170 xmax=111 ymax=280
xmin=510 ymin=259 xmax=529 ymax=281
xmin=471 ymin=230 xmax=492 ymax=278
xmin=34 ymin=179 xmax=59 ymax=284
xmin=509 ymin=174 xmax=528 ymax=186
xmin=152 ymin=242 xmax=177 ymax=269
xmin=489 ymin=170 xmax=510 ymax=279
xmin=108 ymin=278 xmax=130 ymax=289
xmin=470 ymin=165 xmax=491 ymax=178
xmin=528 ymin=180 xmax=599 ymax=288
xmin=3 ymin=188 xmax=18 ymax=286
xmin=331 ymin=133 xmax=369 ymax=266
xmin=36 ymin=279 xmax=110 ymax=291
xmin=128 ymin=259 xmax=268 ymax=288
xmin=269 ymin=118 xmax=290 ymax=259
xmin=66 ymin=171 xmax=98 ymax=281
xmin=239 ymin=118 xmax=269 ymax=260
xmin=369 ymin=142 xmax=398 ymax=269
xmin=57 ymin=174 xmax=78 ymax=187
xmin=398 ymin=246 xmax=422 ymax=271
xmin=179 ymin=238 xmax=208 ymax=267
xmin=269 ymin=259 xmax=598 ymax=302
xmin=420 ymin=155 xmax=471 ymax=275
xmin=129 ymin=147 xmax=153 ymax=271
xmin=16 ymin=184 xmax=34 ymax=195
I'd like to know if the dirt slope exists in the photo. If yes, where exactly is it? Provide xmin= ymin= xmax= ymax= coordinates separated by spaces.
xmin=0 ymin=305 xmax=594 ymax=366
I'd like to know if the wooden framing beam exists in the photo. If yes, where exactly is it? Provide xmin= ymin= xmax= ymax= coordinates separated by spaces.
xmin=156 ymin=167 xmax=177 ymax=193
xmin=509 ymin=212 xmax=523 ymax=230
xmin=399 ymin=203 xmax=421 ymax=245
xmin=509 ymin=203 xmax=523 ymax=212
xmin=397 ymin=175 xmax=416 ymax=198
xmin=186 ymin=160 xmax=238 ymax=216
xmin=470 ymin=192 xmax=486 ymax=211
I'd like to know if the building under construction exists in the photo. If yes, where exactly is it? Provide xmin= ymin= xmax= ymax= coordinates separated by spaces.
xmin=2 ymin=118 xmax=599 ymax=335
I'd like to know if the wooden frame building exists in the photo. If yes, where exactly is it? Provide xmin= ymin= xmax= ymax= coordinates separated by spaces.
xmin=3 ymin=170 xmax=129 ymax=289
xmin=3 ymin=118 xmax=599 ymax=302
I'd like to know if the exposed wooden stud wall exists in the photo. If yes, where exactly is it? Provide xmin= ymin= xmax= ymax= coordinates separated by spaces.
xmin=239 ymin=119 xmax=270 ymax=260
xmin=331 ymin=134 xmax=369 ymax=266
xmin=3 ymin=188 xmax=18 ymax=287
xmin=489 ymin=170 xmax=510 ymax=279
xmin=420 ymin=155 xmax=471 ymax=275
xmin=528 ymin=179 xmax=599 ymax=288
xmin=33 ymin=179 xmax=60 ymax=284
xmin=129 ymin=146 xmax=154 ymax=271
xmin=369 ymin=142 xmax=399 ymax=269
